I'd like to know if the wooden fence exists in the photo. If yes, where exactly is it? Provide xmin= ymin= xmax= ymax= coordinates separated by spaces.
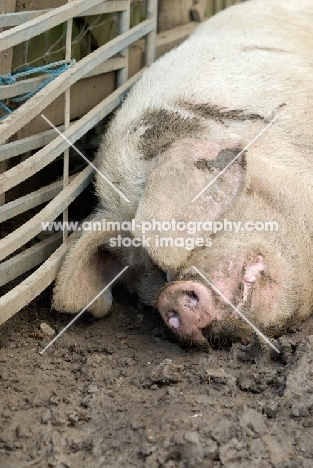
xmin=0 ymin=0 xmax=157 ymax=325
xmin=0 ymin=0 xmax=243 ymax=327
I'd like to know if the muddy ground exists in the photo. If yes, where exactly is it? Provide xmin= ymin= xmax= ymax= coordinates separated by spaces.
xmin=0 ymin=285 xmax=313 ymax=468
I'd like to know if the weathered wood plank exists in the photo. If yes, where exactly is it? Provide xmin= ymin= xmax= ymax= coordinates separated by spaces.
xmin=0 ymin=126 xmax=64 ymax=162
xmin=1 ymin=20 xmax=193 ymax=142
xmin=155 ymin=21 xmax=198 ymax=59
xmin=0 ymin=0 xmax=16 ymax=205
xmin=0 ymin=69 xmax=145 ymax=262
xmin=158 ymin=0 xmax=193 ymax=32
xmin=215 ymin=0 xmax=224 ymax=13
xmin=15 ymin=71 xmax=115 ymax=138
xmin=0 ymin=0 xmax=105 ymax=52
xmin=0 ymin=232 xmax=63 ymax=287
xmin=117 ymin=0 xmax=130 ymax=86
xmin=0 ymin=165 xmax=93 ymax=263
xmin=145 ymin=0 xmax=157 ymax=66
xmin=205 ymin=1 xmax=215 ymax=18
xmin=14 ymin=0 xmax=138 ymax=12
xmin=0 ymin=232 xmax=77 ymax=325
xmin=0 ymin=57 xmax=126 ymax=100
xmin=0 ymin=0 xmax=16 ymax=69
xmin=15 ymin=0 xmax=66 ymax=10
xmin=190 ymin=0 xmax=207 ymax=21
xmin=0 ymin=69 xmax=144 ymax=193
xmin=0 ymin=1 xmax=128 ymax=27
xmin=0 ymin=176 xmax=76 ymax=222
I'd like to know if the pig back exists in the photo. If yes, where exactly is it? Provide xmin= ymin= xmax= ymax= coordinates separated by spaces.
xmin=95 ymin=0 xmax=313 ymax=219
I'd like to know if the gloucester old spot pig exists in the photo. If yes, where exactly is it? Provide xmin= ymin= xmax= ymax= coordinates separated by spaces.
xmin=53 ymin=0 xmax=313 ymax=348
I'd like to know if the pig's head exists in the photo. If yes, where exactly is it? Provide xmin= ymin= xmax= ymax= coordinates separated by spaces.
xmin=134 ymin=138 xmax=299 ymax=348
xmin=155 ymin=241 xmax=290 ymax=348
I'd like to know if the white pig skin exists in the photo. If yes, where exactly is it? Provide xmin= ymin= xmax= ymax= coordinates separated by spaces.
xmin=53 ymin=0 xmax=313 ymax=346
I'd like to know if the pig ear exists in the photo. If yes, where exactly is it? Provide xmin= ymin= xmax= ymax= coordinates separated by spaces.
xmin=133 ymin=139 xmax=246 ymax=270
xmin=53 ymin=218 xmax=127 ymax=318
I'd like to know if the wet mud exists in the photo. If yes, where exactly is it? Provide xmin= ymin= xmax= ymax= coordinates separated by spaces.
xmin=0 ymin=286 xmax=313 ymax=468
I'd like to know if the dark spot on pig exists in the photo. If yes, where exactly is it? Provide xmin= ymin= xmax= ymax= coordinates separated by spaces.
xmin=194 ymin=158 xmax=209 ymax=170
xmin=242 ymin=46 xmax=288 ymax=53
xmin=137 ymin=109 xmax=202 ymax=160
xmin=194 ymin=149 xmax=246 ymax=172
xmin=215 ymin=149 xmax=240 ymax=171
xmin=182 ymin=102 xmax=266 ymax=123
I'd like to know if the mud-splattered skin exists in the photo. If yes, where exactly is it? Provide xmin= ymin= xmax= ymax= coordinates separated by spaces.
xmin=53 ymin=0 xmax=313 ymax=348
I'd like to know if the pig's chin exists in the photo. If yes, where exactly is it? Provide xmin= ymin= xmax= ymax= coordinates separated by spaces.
xmin=166 ymin=309 xmax=254 ymax=349
xmin=201 ymin=315 xmax=254 ymax=348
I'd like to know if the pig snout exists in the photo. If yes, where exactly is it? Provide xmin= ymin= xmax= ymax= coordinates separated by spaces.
xmin=156 ymin=254 xmax=282 ymax=346
xmin=156 ymin=281 xmax=222 ymax=343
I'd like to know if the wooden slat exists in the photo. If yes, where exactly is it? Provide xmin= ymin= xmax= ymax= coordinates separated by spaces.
xmin=0 ymin=232 xmax=63 ymax=287
xmin=2 ymin=20 xmax=188 ymax=144
xmin=145 ymin=0 xmax=157 ymax=66
xmin=0 ymin=165 xmax=93 ymax=263
xmin=116 ymin=0 xmax=130 ymax=86
xmin=0 ymin=1 xmax=128 ymax=27
xmin=215 ymin=0 xmax=224 ymax=13
xmin=0 ymin=0 xmax=16 ymax=205
xmin=0 ymin=19 xmax=154 ymax=145
xmin=0 ymin=0 xmax=16 ymax=82
xmin=15 ymin=0 xmax=66 ymax=10
xmin=0 ymin=57 xmax=126 ymax=101
xmin=0 ymin=232 xmax=77 ymax=325
xmin=190 ymin=0 xmax=207 ymax=21
xmin=14 ymin=0 xmax=138 ymax=10
xmin=0 ymin=0 xmax=157 ymax=326
xmin=205 ymin=0 xmax=215 ymax=18
xmin=0 ymin=0 xmax=107 ymax=52
xmin=0 ymin=126 xmax=64 ymax=162
xmin=0 ymin=69 xmax=145 ymax=193
xmin=0 ymin=175 xmax=76 ymax=222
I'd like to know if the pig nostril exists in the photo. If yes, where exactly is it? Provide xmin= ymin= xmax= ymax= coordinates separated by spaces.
xmin=184 ymin=290 xmax=199 ymax=306
xmin=168 ymin=311 xmax=180 ymax=329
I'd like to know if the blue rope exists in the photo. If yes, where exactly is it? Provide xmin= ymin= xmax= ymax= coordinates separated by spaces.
xmin=0 ymin=101 xmax=12 ymax=116
xmin=0 ymin=59 xmax=76 ymax=121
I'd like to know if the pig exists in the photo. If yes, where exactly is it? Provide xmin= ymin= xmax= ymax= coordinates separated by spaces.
xmin=53 ymin=0 xmax=313 ymax=348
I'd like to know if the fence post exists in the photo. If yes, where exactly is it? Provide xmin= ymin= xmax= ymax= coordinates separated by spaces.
xmin=145 ymin=0 xmax=157 ymax=66
xmin=0 ymin=0 xmax=17 ymax=206
xmin=62 ymin=0 xmax=73 ymax=241
xmin=117 ymin=0 xmax=130 ymax=86
xmin=190 ymin=0 xmax=207 ymax=22
xmin=158 ymin=0 xmax=192 ymax=32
